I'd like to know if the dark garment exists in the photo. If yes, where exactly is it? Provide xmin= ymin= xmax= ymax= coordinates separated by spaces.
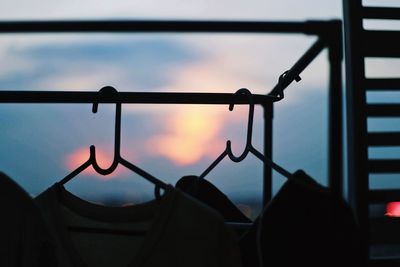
xmin=240 ymin=170 xmax=363 ymax=267
xmin=176 ymin=175 xmax=251 ymax=223
xmin=0 ymin=172 xmax=56 ymax=267
xmin=35 ymin=182 xmax=242 ymax=267
xmin=176 ymin=172 xmax=363 ymax=267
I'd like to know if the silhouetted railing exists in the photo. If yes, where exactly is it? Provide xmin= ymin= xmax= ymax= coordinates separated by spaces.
xmin=0 ymin=19 xmax=342 ymax=206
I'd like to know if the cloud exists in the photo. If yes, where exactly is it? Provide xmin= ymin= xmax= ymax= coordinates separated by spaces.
xmin=145 ymin=34 xmax=328 ymax=111
xmin=0 ymin=37 xmax=200 ymax=91
xmin=145 ymin=106 xmax=224 ymax=166
xmin=139 ymin=98 xmax=267 ymax=168
xmin=0 ymin=0 xmax=341 ymax=21
xmin=1 ymin=24 xmax=330 ymax=106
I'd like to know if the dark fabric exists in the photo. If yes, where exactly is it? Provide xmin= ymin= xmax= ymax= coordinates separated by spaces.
xmin=176 ymin=175 xmax=251 ymax=223
xmin=0 ymin=172 xmax=56 ymax=267
xmin=240 ymin=170 xmax=363 ymax=267
xmin=35 ymin=183 xmax=242 ymax=267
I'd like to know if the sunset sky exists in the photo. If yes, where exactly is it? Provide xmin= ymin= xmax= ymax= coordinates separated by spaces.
xmin=1 ymin=0 xmax=400 ymax=208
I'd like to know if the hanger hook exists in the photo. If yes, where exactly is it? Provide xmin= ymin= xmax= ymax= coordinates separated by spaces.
xmin=226 ymin=88 xmax=255 ymax=162
xmin=90 ymin=86 xmax=121 ymax=175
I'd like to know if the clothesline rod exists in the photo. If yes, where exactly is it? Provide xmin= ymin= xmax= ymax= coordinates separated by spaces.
xmin=0 ymin=91 xmax=278 ymax=104
xmin=0 ymin=20 xmax=338 ymax=35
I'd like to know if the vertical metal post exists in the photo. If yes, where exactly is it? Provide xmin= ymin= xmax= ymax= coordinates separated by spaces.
xmin=327 ymin=21 xmax=343 ymax=198
xmin=263 ymin=102 xmax=273 ymax=206
xmin=343 ymin=0 xmax=370 ymax=263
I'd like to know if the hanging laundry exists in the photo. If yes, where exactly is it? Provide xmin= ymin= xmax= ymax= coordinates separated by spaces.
xmin=176 ymin=171 xmax=363 ymax=267
xmin=0 ymin=172 xmax=56 ymax=267
xmin=35 ymin=183 xmax=243 ymax=267
xmin=176 ymin=175 xmax=251 ymax=224
xmin=240 ymin=170 xmax=364 ymax=267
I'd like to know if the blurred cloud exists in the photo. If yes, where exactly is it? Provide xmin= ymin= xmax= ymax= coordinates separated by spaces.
xmin=0 ymin=0 xmax=341 ymax=20
xmin=0 ymin=37 xmax=200 ymax=91
xmin=146 ymin=106 xmax=224 ymax=166
xmin=0 ymin=27 xmax=328 ymax=100
xmin=156 ymin=34 xmax=329 ymax=107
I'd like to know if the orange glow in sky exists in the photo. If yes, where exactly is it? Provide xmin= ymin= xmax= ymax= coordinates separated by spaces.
xmin=147 ymin=107 xmax=224 ymax=166
xmin=157 ymin=54 xmax=268 ymax=94
xmin=386 ymin=202 xmax=400 ymax=217
xmin=65 ymin=147 xmax=126 ymax=180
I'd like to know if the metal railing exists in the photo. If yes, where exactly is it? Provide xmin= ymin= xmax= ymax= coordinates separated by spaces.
xmin=0 ymin=19 xmax=343 ymax=205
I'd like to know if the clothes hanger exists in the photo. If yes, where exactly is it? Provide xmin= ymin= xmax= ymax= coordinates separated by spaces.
xmin=58 ymin=86 xmax=169 ymax=235
xmin=59 ymin=86 xmax=168 ymax=198
xmin=198 ymin=88 xmax=293 ymax=267
xmin=199 ymin=88 xmax=292 ymax=180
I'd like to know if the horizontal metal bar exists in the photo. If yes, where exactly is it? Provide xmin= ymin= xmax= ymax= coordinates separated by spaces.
xmin=362 ymin=31 xmax=400 ymax=57
xmin=0 ymin=20 xmax=337 ymax=35
xmin=369 ymin=160 xmax=400 ymax=173
xmin=366 ymin=104 xmax=400 ymax=117
xmin=368 ymin=132 xmax=400 ymax=146
xmin=369 ymin=189 xmax=400 ymax=203
xmin=364 ymin=79 xmax=400 ymax=90
xmin=362 ymin=7 xmax=400 ymax=20
xmin=370 ymin=217 xmax=400 ymax=244
xmin=0 ymin=91 xmax=278 ymax=104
